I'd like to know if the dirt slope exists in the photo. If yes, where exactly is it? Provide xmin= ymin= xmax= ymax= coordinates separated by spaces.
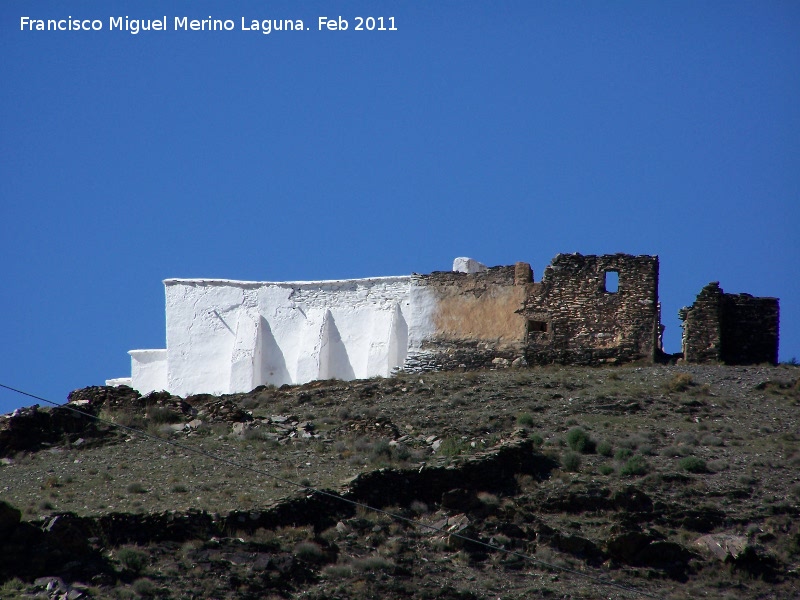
xmin=1 ymin=364 xmax=798 ymax=599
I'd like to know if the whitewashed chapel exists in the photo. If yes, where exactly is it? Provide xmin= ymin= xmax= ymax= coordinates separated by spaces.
xmin=108 ymin=258 xmax=492 ymax=397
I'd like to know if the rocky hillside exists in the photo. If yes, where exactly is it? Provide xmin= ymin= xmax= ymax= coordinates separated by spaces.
xmin=1 ymin=365 xmax=798 ymax=599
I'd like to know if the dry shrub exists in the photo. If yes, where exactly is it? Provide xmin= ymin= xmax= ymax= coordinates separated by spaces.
xmin=667 ymin=373 xmax=694 ymax=393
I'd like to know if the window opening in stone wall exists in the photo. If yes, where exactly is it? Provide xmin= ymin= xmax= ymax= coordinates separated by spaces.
xmin=527 ymin=320 xmax=548 ymax=333
xmin=605 ymin=271 xmax=619 ymax=293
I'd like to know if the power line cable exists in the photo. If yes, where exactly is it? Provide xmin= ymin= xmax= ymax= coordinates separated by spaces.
xmin=0 ymin=382 xmax=664 ymax=599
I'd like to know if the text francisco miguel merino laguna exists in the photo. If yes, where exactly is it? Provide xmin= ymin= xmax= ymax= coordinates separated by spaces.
xmin=19 ymin=15 xmax=398 ymax=34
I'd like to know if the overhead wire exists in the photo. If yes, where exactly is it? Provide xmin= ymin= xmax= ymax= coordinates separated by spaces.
xmin=0 ymin=382 xmax=664 ymax=599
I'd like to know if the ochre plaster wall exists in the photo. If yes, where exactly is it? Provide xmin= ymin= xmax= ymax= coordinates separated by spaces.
xmin=432 ymin=285 xmax=527 ymax=348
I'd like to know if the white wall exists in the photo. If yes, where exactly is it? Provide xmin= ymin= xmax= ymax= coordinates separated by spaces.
xmin=158 ymin=275 xmax=429 ymax=397
xmin=453 ymin=257 xmax=488 ymax=274
xmin=129 ymin=349 xmax=168 ymax=394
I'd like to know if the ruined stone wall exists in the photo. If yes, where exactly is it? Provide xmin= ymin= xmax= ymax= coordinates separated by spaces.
xmin=402 ymin=266 xmax=528 ymax=372
xmin=679 ymin=283 xmax=723 ymax=363
xmin=522 ymin=254 xmax=660 ymax=366
xmin=720 ymin=294 xmax=779 ymax=365
xmin=681 ymin=282 xmax=779 ymax=365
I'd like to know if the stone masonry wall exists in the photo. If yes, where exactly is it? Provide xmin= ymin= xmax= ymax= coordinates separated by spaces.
xmin=679 ymin=283 xmax=723 ymax=363
xmin=402 ymin=266 xmax=528 ymax=372
xmin=521 ymin=254 xmax=660 ymax=366
xmin=721 ymin=293 xmax=779 ymax=365
xmin=681 ymin=282 xmax=779 ymax=365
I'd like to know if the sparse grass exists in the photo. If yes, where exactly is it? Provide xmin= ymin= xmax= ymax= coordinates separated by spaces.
xmin=754 ymin=378 xmax=800 ymax=404
xmin=691 ymin=383 xmax=713 ymax=396
xmin=1 ymin=366 xmax=797 ymax=599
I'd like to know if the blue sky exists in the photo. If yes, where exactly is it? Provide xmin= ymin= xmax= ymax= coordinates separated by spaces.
xmin=1 ymin=1 xmax=798 ymax=414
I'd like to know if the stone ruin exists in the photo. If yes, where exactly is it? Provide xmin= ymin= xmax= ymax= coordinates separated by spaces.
xmin=679 ymin=282 xmax=779 ymax=365
xmin=108 ymin=254 xmax=779 ymax=396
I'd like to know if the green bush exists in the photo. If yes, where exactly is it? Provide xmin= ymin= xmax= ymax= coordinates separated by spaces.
xmin=562 ymin=451 xmax=582 ymax=472
xmin=676 ymin=431 xmax=699 ymax=445
xmin=638 ymin=444 xmax=655 ymax=456
xmin=0 ymin=578 xmax=26 ymax=599
xmin=106 ymin=410 xmax=146 ymax=431
xmin=614 ymin=448 xmax=634 ymax=461
xmin=700 ymin=434 xmax=724 ymax=447
xmin=131 ymin=578 xmax=157 ymax=597
xmin=598 ymin=464 xmax=615 ymax=475
xmin=146 ymin=406 xmax=181 ymax=425
xmin=566 ymin=428 xmax=596 ymax=453
xmin=294 ymin=541 xmax=325 ymax=563
xmin=438 ymin=437 xmax=469 ymax=457
xmin=353 ymin=555 xmax=394 ymax=573
xmin=392 ymin=443 xmax=411 ymax=462
xmin=322 ymin=564 xmax=354 ymax=578
xmin=517 ymin=413 xmax=535 ymax=427
xmin=661 ymin=445 xmax=684 ymax=457
xmin=679 ymin=456 xmax=708 ymax=473
xmin=620 ymin=455 xmax=649 ymax=477
xmin=597 ymin=440 xmax=613 ymax=457
xmin=118 ymin=547 xmax=149 ymax=573
xmin=708 ymin=459 xmax=728 ymax=472
xmin=126 ymin=482 xmax=148 ymax=494
xmin=370 ymin=439 xmax=392 ymax=462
